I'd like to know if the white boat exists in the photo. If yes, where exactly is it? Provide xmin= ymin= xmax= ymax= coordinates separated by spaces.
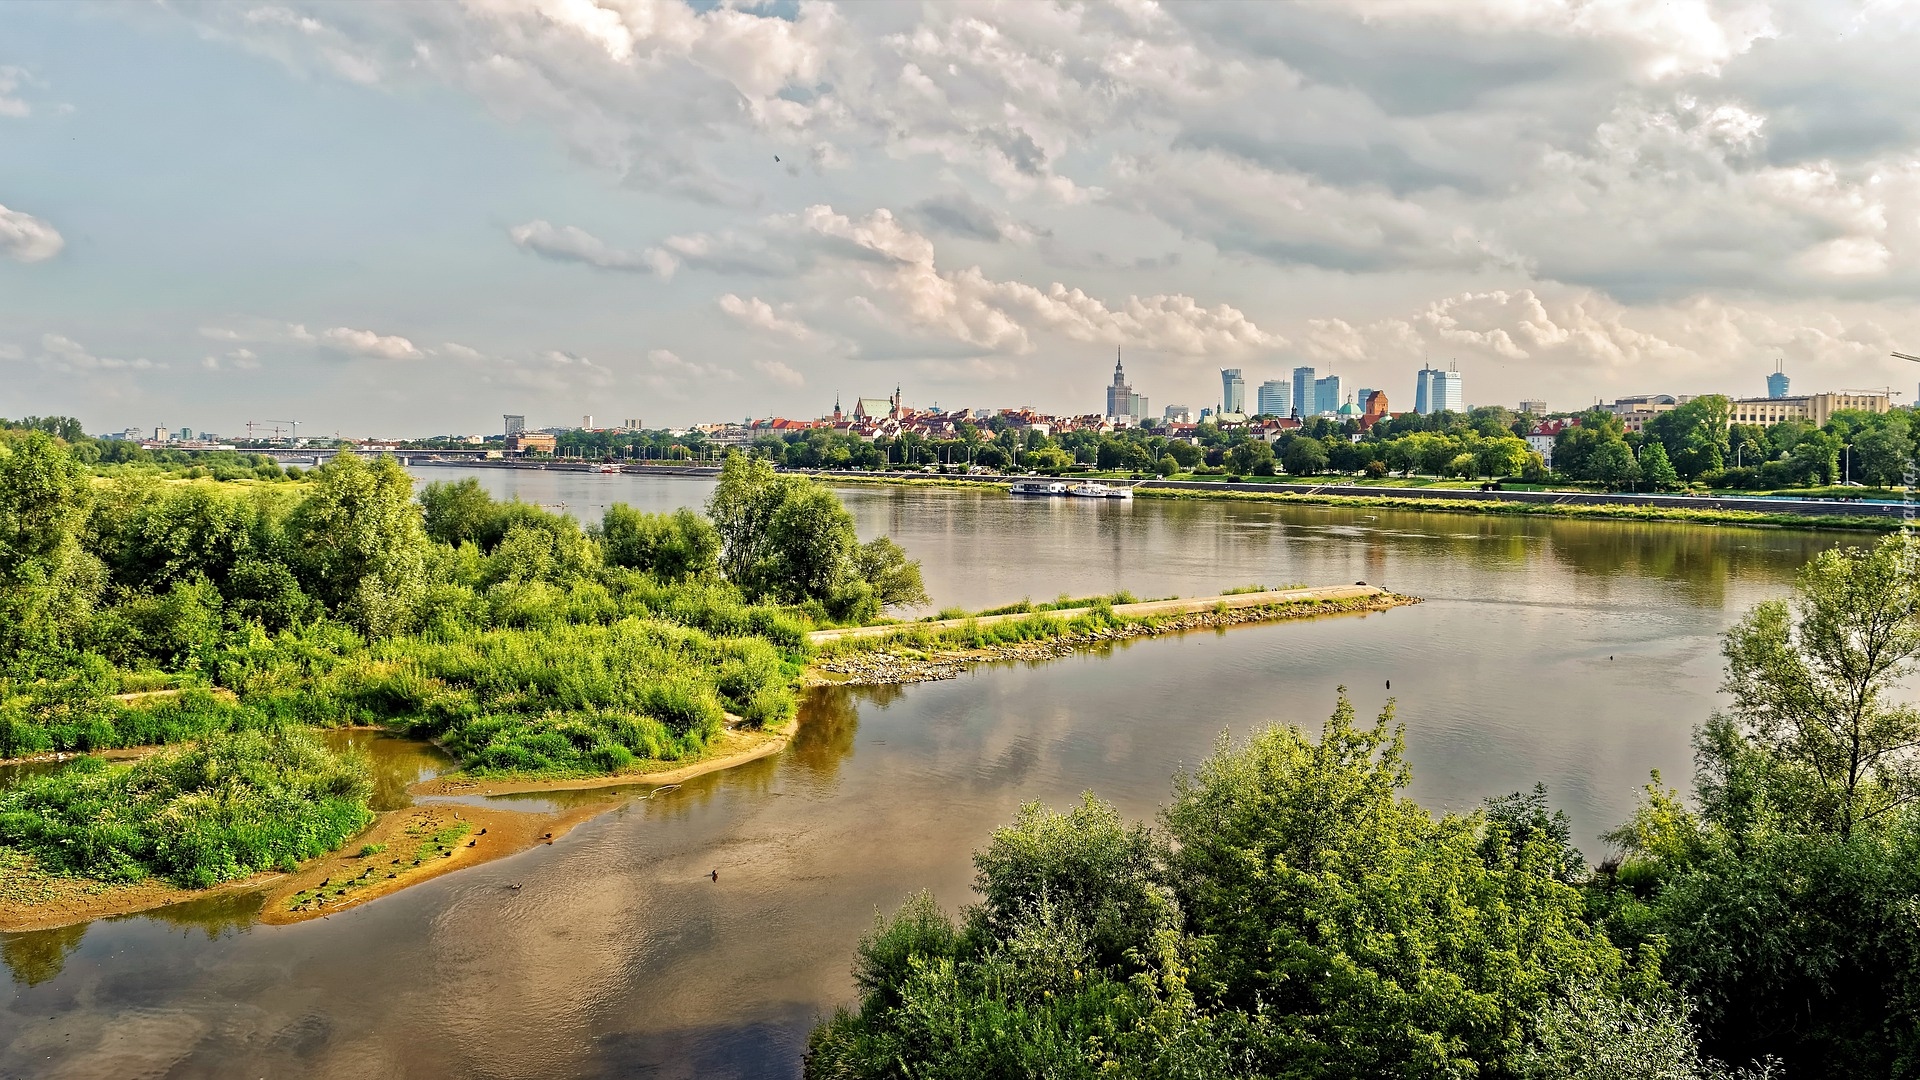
xmin=1009 ymin=479 xmax=1067 ymax=496
xmin=597 ymin=463 xmax=622 ymax=474
xmin=1068 ymin=481 xmax=1133 ymax=499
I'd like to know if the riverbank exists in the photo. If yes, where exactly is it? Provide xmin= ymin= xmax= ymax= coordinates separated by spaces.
xmin=1133 ymin=486 xmax=1898 ymax=531
xmin=0 ymin=727 xmax=795 ymax=932
xmin=764 ymin=468 xmax=1903 ymax=531
xmin=408 ymin=726 xmax=791 ymax=797
xmin=811 ymin=589 xmax=1419 ymax=686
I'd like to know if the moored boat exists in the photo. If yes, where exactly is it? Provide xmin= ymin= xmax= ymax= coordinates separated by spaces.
xmin=1009 ymin=479 xmax=1067 ymax=496
xmin=1067 ymin=481 xmax=1133 ymax=499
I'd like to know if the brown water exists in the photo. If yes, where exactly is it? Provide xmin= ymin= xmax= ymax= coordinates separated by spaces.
xmin=0 ymin=471 xmax=1852 ymax=1078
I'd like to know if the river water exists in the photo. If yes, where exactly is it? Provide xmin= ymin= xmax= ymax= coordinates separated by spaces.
xmin=0 ymin=470 xmax=1850 ymax=1078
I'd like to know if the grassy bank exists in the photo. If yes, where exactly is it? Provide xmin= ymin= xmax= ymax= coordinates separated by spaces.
xmin=812 ymin=592 xmax=1415 ymax=684
xmin=785 ymin=468 xmax=1899 ymax=531
xmin=1133 ymin=485 xmax=1899 ymax=531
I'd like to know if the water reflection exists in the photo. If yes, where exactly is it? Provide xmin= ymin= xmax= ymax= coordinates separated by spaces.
xmin=1 ymin=922 xmax=85 ymax=987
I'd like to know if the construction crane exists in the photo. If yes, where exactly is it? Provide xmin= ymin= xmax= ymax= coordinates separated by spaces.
xmin=244 ymin=419 xmax=302 ymax=442
xmin=1895 ymin=352 xmax=1920 ymax=364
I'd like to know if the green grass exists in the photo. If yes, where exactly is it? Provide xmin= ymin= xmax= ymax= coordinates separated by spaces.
xmin=816 ymin=594 xmax=1379 ymax=658
xmin=0 ymin=729 xmax=373 ymax=889
xmin=1132 ymin=487 xmax=1899 ymax=532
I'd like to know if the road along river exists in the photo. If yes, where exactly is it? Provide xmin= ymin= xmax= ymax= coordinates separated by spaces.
xmin=0 ymin=470 xmax=1851 ymax=1079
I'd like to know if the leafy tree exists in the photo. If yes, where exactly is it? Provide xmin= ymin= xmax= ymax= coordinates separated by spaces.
xmin=419 ymin=477 xmax=499 ymax=547
xmin=706 ymin=451 xmax=924 ymax=616
xmin=1852 ymin=420 xmax=1913 ymax=487
xmin=1590 ymin=441 xmax=1640 ymax=491
xmin=282 ymin=453 xmax=430 ymax=637
xmin=1640 ymin=441 xmax=1682 ymax=491
xmin=1708 ymin=533 xmax=1920 ymax=839
xmin=0 ymin=433 xmax=104 ymax=655
xmin=1789 ymin=431 xmax=1841 ymax=486
xmin=852 ymin=536 xmax=929 ymax=609
xmin=1226 ymin=440 xmax=1274 ymax=476
xmin=1282 ymin=437 xmax=1328 ymax=476
xmin=1474 ymin=436 xmax=1532 ymax=480
xmin=599 ymin=505 xmax=719 ymax=582
xmin=708 ymin=453 xmax=796 ymax=590
xmin=1162 ymin=440 xmax=1203 ymax=469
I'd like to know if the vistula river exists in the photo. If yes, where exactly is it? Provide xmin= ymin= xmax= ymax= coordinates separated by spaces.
xmin=0 ymin=469 xmax=1852 ymax=1078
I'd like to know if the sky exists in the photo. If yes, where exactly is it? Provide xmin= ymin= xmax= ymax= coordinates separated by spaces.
xmin=4 ymin=0 xmax=1920 ymax=437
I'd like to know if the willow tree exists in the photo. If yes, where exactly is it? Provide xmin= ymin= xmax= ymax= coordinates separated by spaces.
xmin=1707 ymin=534 xmax=1920 ymax=839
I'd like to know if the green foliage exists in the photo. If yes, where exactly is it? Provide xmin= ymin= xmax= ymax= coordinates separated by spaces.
xmin=599 ymin=504 xmax=719 ymax=581
xmin=1711 ymin=533 xmax=1920 ymax=838
xmin=708 ymin=451 xmax=927 ymax=618
xmin=1518 ymin=983 xmax=1774 ymax=1080
xmin=1282 ymin=437 xmax=1328 ymax=476
xmin=0 ymin=433 xmax=103 ymax=655
xmin=810 ymin=694 xmax=1653 ymax=1079
xmin=0 ymin=729 xmax=372 ymax=888
xmin=283 ymin=453 xmax=431 ymax=636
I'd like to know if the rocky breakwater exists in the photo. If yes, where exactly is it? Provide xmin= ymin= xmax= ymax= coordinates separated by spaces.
xmin=811 ymin=591 xmax=1420 ymax=687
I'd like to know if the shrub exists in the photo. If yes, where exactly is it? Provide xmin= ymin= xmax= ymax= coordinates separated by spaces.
xmin=0 ymin=729 xmax=372 ymax=888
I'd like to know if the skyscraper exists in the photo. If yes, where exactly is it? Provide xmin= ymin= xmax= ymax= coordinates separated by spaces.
xmin=1413 ymin=366 xmax=1435 ymax=415
xmin=1767 ymin=362 xmax=1789 ymax=399
xmin=1256 ymin=379 xmax=1291 ymax=418
xmin=1106 ymin=351 xmax=1140 ymax=419
xmin=504 ymin=414 xmax=526 ymax=436
xmin=1291 ymin=366 xmax=1315 ymax=419
xmin=1220 ymin=368 xmax=1246 ymax=415
xmin=1314 ymin=375 xmax=1342 ymax=415
xmin=1433 ymin=367 xmax=1463 ymax=414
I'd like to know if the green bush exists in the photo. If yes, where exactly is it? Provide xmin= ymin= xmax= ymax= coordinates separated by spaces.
xmin=0 ymin=729 xmax=372 ymax=887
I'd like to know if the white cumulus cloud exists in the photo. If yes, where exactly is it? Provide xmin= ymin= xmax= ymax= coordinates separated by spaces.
xmin=320 ymin=326 xmax=423 ymax=360
xmin=0 ymin=203 xmax=64 ymax=263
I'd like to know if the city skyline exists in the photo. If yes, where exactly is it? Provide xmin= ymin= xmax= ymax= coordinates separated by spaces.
xmin=8 ymin=3 xmax=1920 ymax=436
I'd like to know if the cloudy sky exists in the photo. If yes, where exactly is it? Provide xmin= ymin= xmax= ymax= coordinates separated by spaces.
xmin=4 ymin=1 xmax=1920 ymax=436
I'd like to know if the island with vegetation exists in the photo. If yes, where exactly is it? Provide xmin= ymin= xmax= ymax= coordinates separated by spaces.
xmin=0 ymin=423 xmax=1411 ymax=928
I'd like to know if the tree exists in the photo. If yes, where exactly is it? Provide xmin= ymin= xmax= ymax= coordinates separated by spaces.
xmin=762 ymin=483 xmax=859 ymax=603
xmin=707 ymin=452 xmax=795 ymax=591
xmin=706 ymin=451 xmax=926 ymax=616
xmin=851 ymin=536 xmax=929 ymax=609
xmin=1161 ymin=693 xmax=1637 ymax=1076
xmin=599 ymin=505 xmax=719 ymax=582
xmin=1226 ymin=440 xmax=1274 ymax=476
xmin=1283 ymin=438 xmax=1328 ymax=476
xmin=1518 ymin=984 xmax=1772 ymax=1080
xmin=1851 ymin=421 xmax=1912 ymax=487
xmin=282 ymin=452 xmax=430 ymax=637
xmin=0 ymin=433 xmax=103 ymax=655
xmin=1590 ymin=441 xmax=1640 ymax=491
xmin=1788 ymin=431 xmax=1841 ymax=486
xmin=1708 ymin=534 xmax=1920 ymax=839
xmin=1640 ymin=441 xmax=1681 ymax=491
xmin=1162 ymin=440 xmax=1203 ymax=469
xmin=1474 ymin=436 xmax=1531 ymax=479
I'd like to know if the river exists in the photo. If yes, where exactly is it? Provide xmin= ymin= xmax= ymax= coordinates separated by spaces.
xmin=0 ymin=469 xmax=1849 ymax=1078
